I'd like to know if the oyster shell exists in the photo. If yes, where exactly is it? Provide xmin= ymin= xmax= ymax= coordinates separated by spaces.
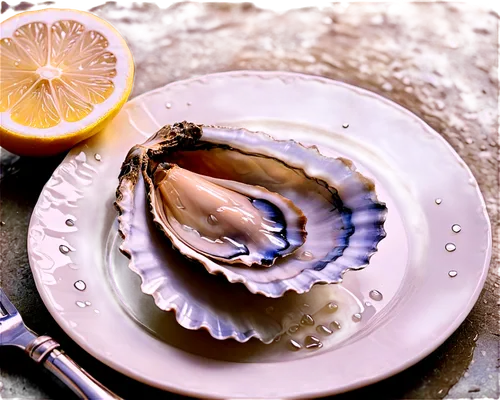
xmin=116 ymin=122 xmax=387 ymax=298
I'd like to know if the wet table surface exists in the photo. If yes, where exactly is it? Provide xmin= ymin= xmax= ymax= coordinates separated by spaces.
xmin=0 ymin=1 xmax=498 ymax=399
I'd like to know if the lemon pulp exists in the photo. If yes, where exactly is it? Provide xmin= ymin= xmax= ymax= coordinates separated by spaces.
xmin=0 ymin=8 xmax=134 ymax=156
xmin=1 ymin=20 xmax=117 ymax=128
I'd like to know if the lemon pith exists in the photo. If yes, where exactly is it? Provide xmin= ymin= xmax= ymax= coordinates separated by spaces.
xmin=0 ymin=9 xmax=134 ymax=156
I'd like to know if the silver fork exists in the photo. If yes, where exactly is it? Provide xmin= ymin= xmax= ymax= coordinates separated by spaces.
xmin=0 ymin=288 xmax=121 ymax=399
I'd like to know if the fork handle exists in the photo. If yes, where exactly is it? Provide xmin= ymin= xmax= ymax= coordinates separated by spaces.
xmin=27 ymin=336 xmax=121 ymax=400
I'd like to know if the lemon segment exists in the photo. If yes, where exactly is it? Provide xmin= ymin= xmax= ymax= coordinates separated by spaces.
xmin=0 ymin=8 xmax=134 ymax=156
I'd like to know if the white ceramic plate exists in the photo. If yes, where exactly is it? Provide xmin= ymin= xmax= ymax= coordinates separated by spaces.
xmin=28 ymin=71 xmax=491 ymax=399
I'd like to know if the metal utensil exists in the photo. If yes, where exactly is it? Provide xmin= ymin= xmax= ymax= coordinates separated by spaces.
xmin=0 ymin=288 xmax=121 ymax=399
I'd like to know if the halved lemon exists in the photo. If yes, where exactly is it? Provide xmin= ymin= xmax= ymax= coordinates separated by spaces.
xmin=0 ymin=8 xmax=134 ymax=156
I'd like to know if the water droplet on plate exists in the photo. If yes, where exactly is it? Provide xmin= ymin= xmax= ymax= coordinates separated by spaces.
xmin=76 ymin=301 xmax=86 ymax=308
xmin=165 ymin=102 xmax=172 ymax=109
xmin=300 ymin=314 xmax=314 ymax=326
xmin=296 ymin=250 xmax=314 ymax=261
xmin=342 ymin=123 xmax=349 ymax=129
xmin=265 ymin=306 xmax=274 ymax=314
xmin=74 ymin=280 xmax=86 ymax=291
xmin=452 ymin=224 xmax=461 ymax=233
xmin=65 ymin=219 xmax=75 ymax=227
xmin=59 ymin=245 xmax=70 ymax=254
xmin=364 ymin=301 xmax=372 ymax=307
xmin=288 ymin=339 xmax=302 ymax=351
xmin=352 ymin=313 xmax=362 ymax=322
xmin=369 ymin=289 xmax=383 ymax=301
xmin=330 ymin=320 xmax=342 ymax=330
xmin=85 ymin=301 xmax=91 ymax=306
xmin=448 ymin=270 xmax=458 ymax=278
xmin=435 ymin=198 xmax=442 ymax=205
xmin=325 ymin=302 xmax=338 ymax=313
xmin=207 ymin=214 xmax=218 ymax=225
xmin=94 ymin=153 xmax=102 ymax=161
xmin=445 ymin=243 xmax=456 ymax=252
xmin=316 ymin=325 xmax=333 ymax=335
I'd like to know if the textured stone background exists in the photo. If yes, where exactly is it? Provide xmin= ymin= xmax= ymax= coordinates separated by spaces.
xmin=0 ymin=1 xmax=498 ymax=399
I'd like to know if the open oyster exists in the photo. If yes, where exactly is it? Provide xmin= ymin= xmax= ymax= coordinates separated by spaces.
xmin=116 ymin=122 xmax=387 ymax=298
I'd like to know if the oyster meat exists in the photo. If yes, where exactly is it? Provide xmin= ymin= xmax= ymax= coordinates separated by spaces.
xmin=151 ymin=163 xmax=307 ymax=267
xmin=116 ymin=122 xmax=387 ymax=298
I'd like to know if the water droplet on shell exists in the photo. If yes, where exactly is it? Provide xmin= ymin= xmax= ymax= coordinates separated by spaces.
xmin=330 ymin=321 xmax=342 ymax=330
xmin=207 ymin=214 xmax=218 ymax=225
xmin=288 ymin=339 xmax=302 ymax=351
xmin=300 ymin=314 xmax=314 ymax=326
xmin=296 ymin=250 xmax=314 ymax=261
xmin=352 ymin=313 xmax=362 ymax=322
xmin=316 ymin=325 xmax=333 ymax=335
xmin=175 ymin=197 xmax=185 ymax=209
xmin=65 ymin=219 xmax=75 ymax=227
xmin=325 ymin=302 xmax=339 ymax=313
xmin=288 ymin=323 xmax=300 ymax=334
xmin=59 ymin=245 xmax=70 ymax=254
xmin=304 ymin=335 xmax=321 ymax=345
